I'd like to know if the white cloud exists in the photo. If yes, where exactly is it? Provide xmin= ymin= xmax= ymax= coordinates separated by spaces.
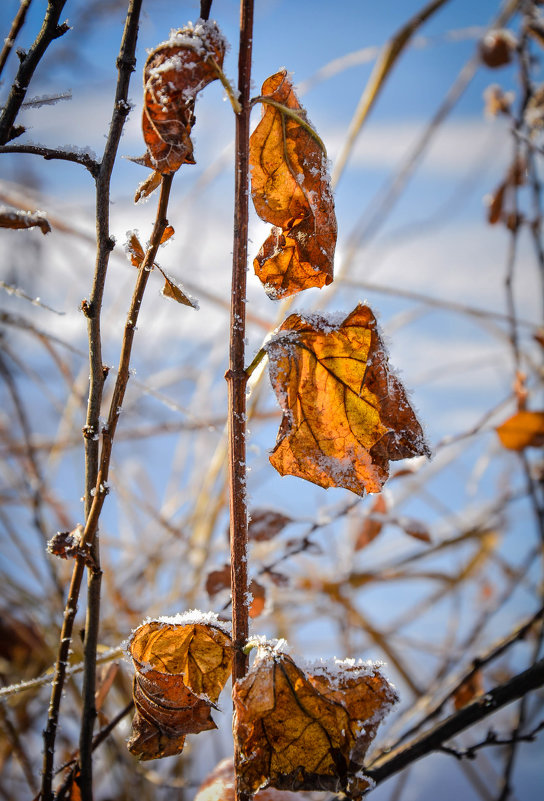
xmin=327 ymin=117 xmax=510 ymax=176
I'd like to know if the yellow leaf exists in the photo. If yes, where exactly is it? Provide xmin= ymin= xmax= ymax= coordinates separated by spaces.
xmin=265 ymin=304 xmax=430 ymax=495
xmin=496 ymin=409 xmax=544 ymax=450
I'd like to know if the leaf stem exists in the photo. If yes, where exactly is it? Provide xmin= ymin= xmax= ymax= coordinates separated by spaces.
xmin=208 ymin=56 xmax=242 ymax=114
xmin=245 ymin=347 xmax=267 ymax=379
xmin=251 ymin=95 xmax=327 ymax=155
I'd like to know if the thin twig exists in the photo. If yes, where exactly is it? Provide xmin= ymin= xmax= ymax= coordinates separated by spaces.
xmin=0 ymin=0 xmax=70 ymax=144
xmin=78 ymin=1 xmax=143 ymax=796
xmin=0 ymin=144 xmax=100 ymax=176
xmin=0 ymin=0 xmax=32 ymax=77
xmin=366 ymin=658 xmax=544 ymax=785
xmin=40 ymin=169 xmax=172 ymax=801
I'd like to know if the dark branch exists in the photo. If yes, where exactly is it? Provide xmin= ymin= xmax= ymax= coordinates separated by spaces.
xmin=0 ymin=0 xmax=32 ymax=78
xmin=0 ymin=143 xmax=100 ymax=177
xmin=438 ymin=721 xmax=544 ymax=761
xmin=366 ymin=658 xmax=544 ymax=787
xmin=200 ymin=0 xmax=213 ymax=20
xmin=0 ymin=0 xmax=69 ymax=144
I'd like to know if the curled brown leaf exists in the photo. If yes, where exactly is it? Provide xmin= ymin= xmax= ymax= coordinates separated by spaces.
xmin=0 ymin=207 xmax=50 ymax=234
xmin=133 ymin=21 xmax=226 ymax=174
xmin=127 ymin=617 xmax=232 ymax=760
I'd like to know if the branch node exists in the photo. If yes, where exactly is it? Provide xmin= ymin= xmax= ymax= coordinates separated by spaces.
xmin=7 ymin=125 xmax=25 ymax=142
xmin=82 ymin=424 xmax=98 ymax=441
xmin=116 ymin=55 xmax=136 ymax=72
xmin=54 ymin=21 xmax=71 ymax=40
xmin=80 ymin=298 xmax=93 ymax=317
xmin=16 ymin=47 xmax=26 ymax=62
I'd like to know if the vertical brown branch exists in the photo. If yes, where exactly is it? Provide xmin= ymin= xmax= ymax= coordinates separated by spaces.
xmin=79 ymin=2 xmax=143 ymax=797
xmin=40 ymin=171 xmax=173 ymax=801
xmin=227 ymin=1 xmax=254 ymax=800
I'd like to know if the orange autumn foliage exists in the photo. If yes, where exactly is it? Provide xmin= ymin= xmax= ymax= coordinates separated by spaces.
xmin=233 ymin=649 xmax=397 ymax=796
xmin=127 ymin=620 xmax=232 ymax=760
xmin=250 ymin=70 xmax=336 ymax=299
xmin=265 ymin=304 xmax=430 ymax=495
xmin=496 ymin=409 xmax=544 ymax=450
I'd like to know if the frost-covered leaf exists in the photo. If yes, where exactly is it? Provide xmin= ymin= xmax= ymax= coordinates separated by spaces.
xmin=496 ymin=409 xmax=544 ymax=450
xmin=133 ymin=21 xmax=226 ymax=173
xmin=250 ymin=70 xmax=336 ymax=299
xmin=160 ymin=224 xmax=175 ymax=244
xmin=125 ymin=231 xmax=145 ymax=267
xmin=161 ymin=274 xmax=198 ymax=308
xmin=479 ymin=29 xmax=516 ymax=68
xmin=265 ymin=304 xmax=430 ymax=496
xmin=0 ymin=206 xmax=51 ymax=235
xmin=127 ymin=618 xmax=232 ymax=760
xmin=233 ymin=649 xmax=397 ymax=796
xmin=134 ymin=170 xmax=162 ymax=203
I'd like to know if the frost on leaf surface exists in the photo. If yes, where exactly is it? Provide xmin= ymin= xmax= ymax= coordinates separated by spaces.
xmin=233 ymin=648 xmax=398 ymax=796
xmin=127 ymin=618 xmax=232 ymax=760
xmin=265 ymin=303 xmax=430 ymax=495
xmin=133 ymin=20 xmax=226 ymax=174
xmin=250 ymin=69 xmax=336 ymax=299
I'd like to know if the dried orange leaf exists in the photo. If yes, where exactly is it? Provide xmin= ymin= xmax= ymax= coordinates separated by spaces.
xmin=161 ymin=275 xmax=199 ymax=308
xmin=248 ymin=580 xmax=266 ymax=619
xmin=0 ymin=207 xmax=51 ymax=234
xmin=134 ymin=170 xmax=162 ymax=203
xmin=496 ymin=409 xmax=544 ymax=450
xmin=127 ymin=616 xmax=232 ymax=760
xmin=250 ymin=70 xmax=336 ymax=299
xmin=355 ymin=494 xmax=387 ymax=550
xmin=486 ymin=182 xmax=506 ymax=225
xmin=234 ymin=648 xmax=397 ymax=795
xmin=248 ymin=509 xmax=292 ymax=542
xmin=453 ymin=670 xmax=484 ymax=710
xmin=206 ymin=564 xmax=231 ymax=597
xmin=125 ymin=232 xmax=146 ymax=267
xmin=401 ymin=518 xmax=431 ymax=543
xmin=160 ymin=224 xmax=175 ymax=244
xmin=479 ymin=30 xmax=516 ymax=68
xmin=135 ymin=21 xmax=226 ymax=173
xmin=265 ymin=304 xmax=430 ymax=496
